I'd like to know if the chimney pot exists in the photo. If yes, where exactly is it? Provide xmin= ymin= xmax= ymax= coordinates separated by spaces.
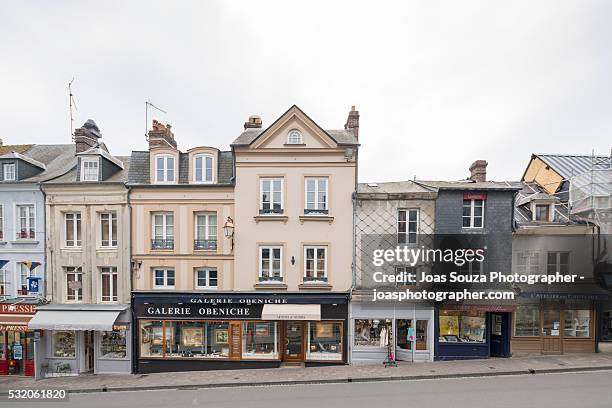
xmin=344 ymin=106 xmax=360 ymax=139
xmin=148 ymin=120 xmax=177 ymax=149
xmin=244 ymin=115 xmax=263 ymax=130
xmin=469 ymin=160 xmax=488 ymax=182
xmin=74 ymin=119 xmax=102 ymax=154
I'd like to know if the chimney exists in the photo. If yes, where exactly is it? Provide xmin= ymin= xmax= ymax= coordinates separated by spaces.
xmin=344 ymin=105 xmax=359 ymax=139
xmin=244 ymin=115 xmax=262 ymax=130
xmin=74 ymin=119 xmax=102 ymax=154
xmin=148 ymin=120 xmax=177 ymax=149
xmin=469 ymin=160 xmax=488 ymax=182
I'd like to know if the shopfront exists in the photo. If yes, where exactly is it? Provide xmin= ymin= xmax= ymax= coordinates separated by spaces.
xmin=0 ymin=302 xmax=37 ymax=376
xmin=350 ymin=301 xmax=435 ymax=364
xmin=27 ymin=304 xmax=132 ymax=377
xmin=434 ymin=305 xmax=512 ymax=361
xmin=511 ymin=287 xmax=605 ymax=355
xmin=132 ymin=292 xmax=348 ymax=373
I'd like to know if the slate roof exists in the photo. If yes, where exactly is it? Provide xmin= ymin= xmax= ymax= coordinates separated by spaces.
xmin=0 ymin=144 xmax=33 ymax=155
xmin=417 ymin=179 xmax=523 ymax=191
xmin=0 ymin=144 xmax=76 ymax=183
xmin=232 ymin=128 xmax=358 ymax=147
xmin=534 ymin=153 xmax=611 ymax=180
xmin=127 ymin=150 xmax=234 ymax=186
xmin=46 ymin=155 xmax=131 ymax=184
xmin=357 ymin=180 xmax=438 ymax=199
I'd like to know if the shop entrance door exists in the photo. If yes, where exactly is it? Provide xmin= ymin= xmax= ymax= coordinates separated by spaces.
xmin=283 ymin=322 xmax=304 ymax=362
xmin=83 ymin=331 xmax=95 ymax=372
xmin=542 ymin=309 xmax=562 ymax=354
xmin=6 ymin=331 xmax=25 ymax=375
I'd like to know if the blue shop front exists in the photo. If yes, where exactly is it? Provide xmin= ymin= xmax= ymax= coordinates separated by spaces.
xmin=434 ymin=304 xmax=513 ymax=360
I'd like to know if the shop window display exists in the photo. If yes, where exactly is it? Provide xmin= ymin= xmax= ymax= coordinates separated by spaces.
xmin=140 ymin=320 xmax=230 ymax=359
xmin=354 ymin=319 xmax=391 ymax=347
xmin=307 ymin=322 xmax=342 ymax=361
xmin=100 ymin=328 xmax=128 ymax=359
xmin=564 ymin=310 xmax=590 ymax=338
xmin=242 ymin=322 xmax=278 ymax=359
xmin=397 ymin=319 xmax=428 ymax=350
xmin=513 ymin=305 xmax=540 ymax=336
xmin=439 ymin=311 xmax=486 ymax=343
xmin=52 ymin=331 xmax=76 ymax=357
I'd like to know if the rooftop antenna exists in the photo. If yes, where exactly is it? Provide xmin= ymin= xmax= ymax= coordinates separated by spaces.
xmin=68 ymin=78 xmax=77 ymax=140
xmin=145 ymin=100 xmax=167 ymax=140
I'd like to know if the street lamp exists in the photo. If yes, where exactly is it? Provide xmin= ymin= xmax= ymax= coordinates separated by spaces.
xmin=223 ymin=216 xmax=235 ymax=250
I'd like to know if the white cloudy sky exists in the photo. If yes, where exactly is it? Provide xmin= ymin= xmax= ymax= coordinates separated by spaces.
xmin=0 ymin=0 xmax=610 ymax=182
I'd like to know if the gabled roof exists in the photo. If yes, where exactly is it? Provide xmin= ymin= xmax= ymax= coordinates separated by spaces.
xmin=45 ymin=155 xmax=131 ymax=184
xmin=77 ymin=146 xmax=124 ymax=169
xmin=231 ymin=105 xmax=359 ymax=147
xmin=0 ymin=151 xmax=46 ymax=169
xmin=532 ymin=153 xmax=611 ymax=180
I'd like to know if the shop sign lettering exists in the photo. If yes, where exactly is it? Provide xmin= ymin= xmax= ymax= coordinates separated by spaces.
xmin=0 ymin=304 xmax=36 ymax=314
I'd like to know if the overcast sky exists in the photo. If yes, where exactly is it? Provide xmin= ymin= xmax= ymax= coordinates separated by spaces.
xmin=1 ymin=1 xmax=610 ymax=182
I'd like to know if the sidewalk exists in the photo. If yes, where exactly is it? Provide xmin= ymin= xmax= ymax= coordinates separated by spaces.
xmin=2 ymin=354 xmax=612 ymax=394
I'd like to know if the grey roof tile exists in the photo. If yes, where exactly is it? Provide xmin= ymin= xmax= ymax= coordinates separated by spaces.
xmin=535 ymin=154 xmax=611 ymax=180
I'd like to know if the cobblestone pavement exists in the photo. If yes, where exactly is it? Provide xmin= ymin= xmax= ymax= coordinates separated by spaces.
xmin=1 ymin=353 xmax=612 ymax=393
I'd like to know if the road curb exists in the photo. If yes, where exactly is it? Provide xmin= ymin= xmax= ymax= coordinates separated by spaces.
xmin=3 ymin=364 xmax=609 ymax=395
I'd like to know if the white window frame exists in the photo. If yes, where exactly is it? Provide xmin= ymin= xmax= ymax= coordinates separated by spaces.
xmin=0 ymin=264 xmax=6 ymax=296
xmin=193 ymin=154 xmax=214 ymax=183
xmin=3 ymin=163 xmax=16 ymax=181
xmin=398 ymin=209 xmax=419 ymax=244
xmin=195 ymin=268 xmax=218 ymax=290
xmin=259 ymin=246 xmax=283 ymax=281
xmin=195 ymin=213 xmax=217 ymax=240
xmin=80 ymin=158 xmax=99 ymax=182
xmin=65 ymin=267 xmax=83 ymax=302
xmin=101 ymin=267 xmax=118 ymax=302
xmin=0 ymin=204 xmax=4 ymax=241
xmin=462 ymin=199 xmax=485 ymax=229
xmin=287 ymin=129 xmax=303 ymax=144
xmin=305 ymin=177 xmax=329 ymax=213
xmin=304 ymin=246 xmax=327 ymax=281
xmin=15 ymin=203 xmax=35 ymax=240
xmin=18 ymin=262 xmax=31 ymax=296
xmin=154 ymin=154 xmax=176 ymax=183
xmin=100 ymin=212 xmax=118 ymax=248
xmin=151 ymin=213 xmax=174 ymax=249
xmin=64 ymin=212 xmax=82 ymax=248
xmin=259 ymin=177 xmax=284 ymax=214
xmin=153 ymin=268 xmax=175 ymax=289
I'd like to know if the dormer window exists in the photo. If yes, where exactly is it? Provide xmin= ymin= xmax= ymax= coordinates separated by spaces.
xmin=535 ymin=204 xmax=551 ymax=222
xmin=287 ymin=130 xmax=303 ymax=145
xmin=194 ymin=154 xmax=213 ymax=183
xmin=3 ymin=163 xmax=15 ymax=181
xmin=81 ymin=158 xmax=99 ymax=182
xmin=155 ymin=155 xmax=175 ymax=183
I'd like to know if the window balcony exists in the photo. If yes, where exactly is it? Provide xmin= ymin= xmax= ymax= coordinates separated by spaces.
xmin=194 ymin=239 xmax=217 ymax=250
xmin=259 ymin=208 xmax=284 ymax=215
xmin=258 ymin=276 xmax=284 ymax=283
xmin=304 ymin=208 xmax=329 ymax=215
xmin=303 ymin=276 xmax=328 ymax=283
xmin=151 ymin=238 xmax=174 ymax=250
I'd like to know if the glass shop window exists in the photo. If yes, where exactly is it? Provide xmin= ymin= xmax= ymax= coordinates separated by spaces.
xmin=242 ymin=322 xmax=279 ymax=359
xmin=603 ymin=311 xmax=612 ymax=342
xmin=53 ymin=330 xmax=76 ymax=357
xmin=140 ymin=320 xmax=164 ymax=357
xmin=439 ymin=310 xmax=486 ymax=343
xmin=396 ymin=319 xmax=428 ymax=351
xmin=513 ymin=305 xmax=540 ymax=337
xmin=100 ymin=328 xmax=128 ymax=359
xmin=307 ymin=322 xmax=343 ymax=361
xmin=564 ymin=310 xmax=590 ymax=338
xmin=353 ymin=319 xmax=392 ymax=347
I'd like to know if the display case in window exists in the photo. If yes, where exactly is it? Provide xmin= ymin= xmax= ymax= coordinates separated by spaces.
xmin=100 ymin=329 xmax=127 ymax=359
xmin=52 ymin=331 xmax=76 ymax=357
xmin=242 ymin=322 xmax=278 ymax=359
xmin=439 ymin=311 xmax=486 ymax=343
xmin=563 ymin=310 xmax=590 ymax=338
xmin=307 ymin=322 xmax=342 ymax=361
xmin=354 ymin=319 xmax=391 ymax=347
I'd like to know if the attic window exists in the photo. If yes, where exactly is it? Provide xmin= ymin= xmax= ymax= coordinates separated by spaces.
xmin=535 ymin=204 xmax=550 ymax=222
xmin=3 ymin=163 xmax=15 ymax=181
xmin=194 ymin=154 xmax=214 ymax=183
xmin=287 ymin=130 xmax=303 ymax=145
xmin=81 ymin=158 xmax=99 ymax=182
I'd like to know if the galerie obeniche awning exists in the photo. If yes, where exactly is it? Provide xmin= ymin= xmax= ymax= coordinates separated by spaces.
xmin=28 ymin=304 xmax=128 ymax=331
xmin=261 ymin=304 xmax=321 ymax=321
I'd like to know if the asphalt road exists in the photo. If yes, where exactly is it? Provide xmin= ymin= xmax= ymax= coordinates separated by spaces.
xmin=4 ymin=370 xmax=612 ymax=408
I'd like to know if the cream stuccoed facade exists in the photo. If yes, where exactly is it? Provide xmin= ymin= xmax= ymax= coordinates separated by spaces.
xmin=29 ymin=120 xmax=133 ymax=377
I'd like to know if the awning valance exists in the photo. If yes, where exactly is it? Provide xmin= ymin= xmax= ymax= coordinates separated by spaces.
xmin=261 ymin=304 xmax=321 ymax=321
xmin=28 ymin=309 xmax=122 ymax=331
xmin=0 ymin=314 xmax=33 ymax=331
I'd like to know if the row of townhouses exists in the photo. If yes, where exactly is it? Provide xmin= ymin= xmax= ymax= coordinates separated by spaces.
xmin=0 ymin=105 xmax=610 ymax=377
